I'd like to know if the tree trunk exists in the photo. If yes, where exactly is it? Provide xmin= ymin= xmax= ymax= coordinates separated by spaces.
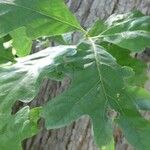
xmin=23 ymin=0 xmax=150 ymax=150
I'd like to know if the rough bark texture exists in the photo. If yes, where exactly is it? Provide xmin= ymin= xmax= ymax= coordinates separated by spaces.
xmin=23 ymin=0 xmax=150 ymax=150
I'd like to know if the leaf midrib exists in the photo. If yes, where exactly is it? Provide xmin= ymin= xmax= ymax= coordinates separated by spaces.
xmin=88 ymin=38 xmax=109 ymax=105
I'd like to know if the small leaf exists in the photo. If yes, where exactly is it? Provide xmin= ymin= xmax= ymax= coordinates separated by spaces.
xmin=10 ymin=27 xmax=32 ymax=57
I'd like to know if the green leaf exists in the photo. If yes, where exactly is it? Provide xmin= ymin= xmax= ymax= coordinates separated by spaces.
xmin=42 ymin=41 xmax=134 ymax=148
xmin=0 ymin=0 xmax=84 ymax=39
xmin=93 ymin=11 xmax=150 ymax=51
xmin=0 ymin=45 xmax=75 ymax=112
xmin=104 ymin=14 xmax=150 ymax=35
xmin=103 ymin=31 xmax=150 ymax=51
xmin=42 ymin=41 xmax=150 ymax=150
xmin=101 ymin=42 xmax=148 ymax=87
xmin=105 ymin=10 xmax=144 ymax=27
xmin=0 ymin=106 xmax=41 ymax=150
xmin=0 ymin=45 xmax=75 ymax=149
xmin=10 ymin=27 xmax=32 ymax=57
xmin=87 ymin=10 xmax=143 ymax=37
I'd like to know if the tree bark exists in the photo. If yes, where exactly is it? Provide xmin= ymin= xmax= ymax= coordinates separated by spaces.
xmin=23 ymin=0 xmax=150 ymax=150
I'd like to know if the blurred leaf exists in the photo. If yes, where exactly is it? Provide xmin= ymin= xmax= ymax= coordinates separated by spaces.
xmin=0 ymin=45 xmax=75 ymax=149
xmin=93 ymin=11 xmax=150 ymax=51
xmin=103 ymin=31 xmax=150 ymax=51
xmin=10 ymin=27 xmax=32 ymax=57
xmin=0 ymin=106 xmax=41 ymax=150
xmin=105 ymin=10 xmax=144 ymax=26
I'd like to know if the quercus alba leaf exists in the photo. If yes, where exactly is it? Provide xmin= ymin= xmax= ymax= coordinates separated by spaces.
xmin=0 ymin=45 xmax=75 ymax=149
xmin=42 ymin=41 xmax=150 ymax=150
xmin=89 ymin=11 xmax=150 ymax=51
xmin=10 ymin=27 xmax=32 ymax=57
xmin=0 ymin=0 xmax=84 ymax=39
xmin=0 ymin=45 xmax=75 ymax=111
xmin=105 ymin=10 xmax=144 ymax=27
xmin=103 ymin=31 xmax=150 ymax=51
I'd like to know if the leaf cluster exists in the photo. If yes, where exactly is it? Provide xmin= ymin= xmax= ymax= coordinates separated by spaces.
xmin=0 ymin=1 xmax=150 ymax=150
